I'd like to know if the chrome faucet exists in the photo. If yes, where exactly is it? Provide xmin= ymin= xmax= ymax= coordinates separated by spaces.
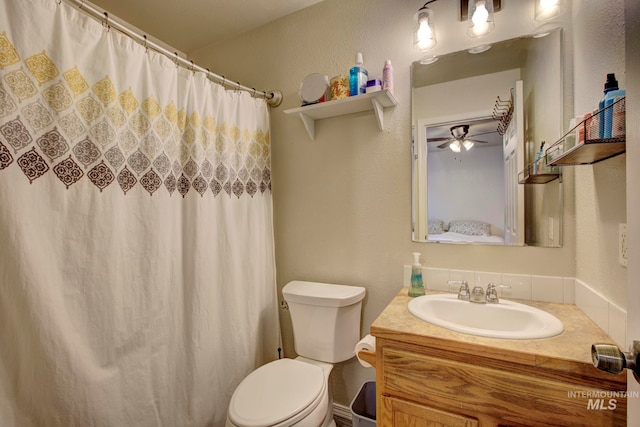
xmin=448 ymin=281 xmax=511 ymax=303
xmin=470 ymin=286 xmax=485 ymax=303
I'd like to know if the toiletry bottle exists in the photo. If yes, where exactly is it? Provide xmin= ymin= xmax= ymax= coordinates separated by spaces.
xmin=349 ymin=52 xmax=368 ymax=96
xmin=533 ymin=141 xmax=545 ymax=174
xmin=382 ymin=60 xmax=394 ymax=95
xmin=598 ymin=73 xmax=625 ymax=138
xmin=408 ymin=252 xmax=425 ymax=297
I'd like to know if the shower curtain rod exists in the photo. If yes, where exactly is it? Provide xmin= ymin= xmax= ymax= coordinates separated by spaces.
xmin=60 ymin=0 xmax=283 ymax=107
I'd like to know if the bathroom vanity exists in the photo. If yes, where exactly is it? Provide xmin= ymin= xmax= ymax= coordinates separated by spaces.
xmin=367 ymin=289 xmax=627 ymax=426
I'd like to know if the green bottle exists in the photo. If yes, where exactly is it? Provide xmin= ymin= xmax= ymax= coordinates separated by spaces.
xmin=408 ymin=252 xmax=425 ymax=297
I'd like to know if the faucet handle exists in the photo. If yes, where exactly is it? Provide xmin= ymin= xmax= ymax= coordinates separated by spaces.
xmin=449 ymin=280 xmax=470 ymax=300
xmin=486 ymin=283 xmax=499 ymax=303
xmin=485 ymin=283 xmax=511 ymax=303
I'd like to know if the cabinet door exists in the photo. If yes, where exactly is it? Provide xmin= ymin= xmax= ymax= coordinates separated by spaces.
xmin=381 ymin=396 xmax=478 ymax=427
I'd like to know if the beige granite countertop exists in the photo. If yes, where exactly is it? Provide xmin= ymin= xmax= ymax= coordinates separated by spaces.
xmin=371 ymin=288 xmax=618 ymax=372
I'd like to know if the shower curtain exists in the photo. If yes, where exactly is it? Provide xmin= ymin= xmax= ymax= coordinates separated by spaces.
xmin=0 ymin=0 xmax=280 ymax=425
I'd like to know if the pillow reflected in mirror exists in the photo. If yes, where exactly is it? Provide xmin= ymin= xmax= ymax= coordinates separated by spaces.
xmin=448 ymin=220 xmax=491 ymax=236
xmin=428 ymin=219 xmax=446 ymax=235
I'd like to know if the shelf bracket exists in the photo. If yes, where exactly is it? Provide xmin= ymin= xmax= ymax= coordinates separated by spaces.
xmin=371 ymin=98 xmax=384 ymax=131
xmin=298 ymin=112 xmax=315 ymax=141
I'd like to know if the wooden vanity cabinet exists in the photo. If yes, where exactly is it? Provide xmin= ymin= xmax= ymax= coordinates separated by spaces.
xmin=375 ymin=338 xmax=627 ymax=427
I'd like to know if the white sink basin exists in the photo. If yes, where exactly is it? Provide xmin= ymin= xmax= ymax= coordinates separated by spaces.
xmin=407 ymin=294 xmax=564 ymax=339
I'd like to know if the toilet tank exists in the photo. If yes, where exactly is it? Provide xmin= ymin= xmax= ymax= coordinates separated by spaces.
xmin=283 ymin=281 xmax=365 ymax=364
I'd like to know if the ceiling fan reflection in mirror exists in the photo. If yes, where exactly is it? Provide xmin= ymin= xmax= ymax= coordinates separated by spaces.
xmin=429 ymin=124 xmax=497 ymax=152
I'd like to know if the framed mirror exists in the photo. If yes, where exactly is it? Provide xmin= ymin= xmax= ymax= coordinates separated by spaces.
xmin=411 ymin=29 xmax=564 ymax=247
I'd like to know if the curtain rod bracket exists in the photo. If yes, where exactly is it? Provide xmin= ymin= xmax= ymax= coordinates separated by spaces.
xmin=267 ymin=91 xmax=283 ymax=108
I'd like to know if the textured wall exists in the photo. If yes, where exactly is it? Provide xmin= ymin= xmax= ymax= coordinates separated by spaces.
xmin=571 ymin=0 xmax=627 ymax=308
xmin=191 ymin=0 xmax=626 ymax=407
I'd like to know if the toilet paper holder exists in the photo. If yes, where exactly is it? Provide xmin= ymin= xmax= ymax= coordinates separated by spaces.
xmin=591 ymin=341 xmax=640 ymax=382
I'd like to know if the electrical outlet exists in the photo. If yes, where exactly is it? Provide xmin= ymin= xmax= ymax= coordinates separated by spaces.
xmin=619 ymin=223 xmax=627 ymax=267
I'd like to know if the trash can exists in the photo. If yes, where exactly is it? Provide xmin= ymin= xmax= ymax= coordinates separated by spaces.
xmin=350 ymin=381 xmax=376 ymax=427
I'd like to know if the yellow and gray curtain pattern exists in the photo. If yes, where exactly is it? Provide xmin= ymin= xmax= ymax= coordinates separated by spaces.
xmin=0 ymin=1 xmax=279 ymax=426
xmin=0 ymin=19 xmax=270 ymax=198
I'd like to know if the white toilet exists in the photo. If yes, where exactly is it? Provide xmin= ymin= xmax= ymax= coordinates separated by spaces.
xmin=226 ymin=280 xmax=366 ymax=427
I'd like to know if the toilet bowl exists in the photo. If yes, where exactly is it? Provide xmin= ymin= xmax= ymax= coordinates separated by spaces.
xmin=226 ymin=281 xmax=365 ymax=427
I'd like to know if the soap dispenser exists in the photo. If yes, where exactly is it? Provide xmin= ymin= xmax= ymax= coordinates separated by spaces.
xmin=408 ymin=252 xmax=425 ymax=297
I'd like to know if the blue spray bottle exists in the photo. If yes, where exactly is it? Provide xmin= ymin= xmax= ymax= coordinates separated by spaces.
xmin=598 ymin=74 xmax=625 ymax=138
xmin=349 ymin=52 xmax=368 ymax=96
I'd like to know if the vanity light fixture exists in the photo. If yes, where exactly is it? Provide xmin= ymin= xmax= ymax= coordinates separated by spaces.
xmin=535 ymin=0 xmax=565 ymax=21
xmin=415 ymin=1 xmax=437 ymax=52
xmin=467 ymin=0 xmax=495 ymax=38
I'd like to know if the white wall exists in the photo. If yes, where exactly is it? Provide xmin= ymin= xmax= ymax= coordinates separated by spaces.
xmin=191 ymin=0 xmax=626 ymax=407
xmin=413 ymin=69 xmax=519 ymax=123
xmin=428 ymin=145 xmax=505 ymax=236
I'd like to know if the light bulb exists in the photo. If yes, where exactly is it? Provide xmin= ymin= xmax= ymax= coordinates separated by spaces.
xmin=449 ymin=141 xmax=461 ymax=152
xmin=415 ymin=9 xmax=436 ymax=51
xmin=471 ymin=1 xmax=489 ymax=35
xmin=417 ymin=21 xmax=432 ymax=48
xmin=468 ymin=0 xmax=494 ymax=38
xmin=472 ymin=2 xmax=489 ymax=25
xmin=535 ymin=0 xmax=563 ymax=21
xmin=463 ymin=140 xmax=474 ymax=150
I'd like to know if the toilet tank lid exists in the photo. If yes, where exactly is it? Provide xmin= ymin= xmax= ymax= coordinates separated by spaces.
xmin=283 ymin=281 xmax=365 ymax=307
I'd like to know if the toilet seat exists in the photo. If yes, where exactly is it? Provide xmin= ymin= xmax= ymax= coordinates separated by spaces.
xmin=228 ymin=358 xmax=326 ymax=427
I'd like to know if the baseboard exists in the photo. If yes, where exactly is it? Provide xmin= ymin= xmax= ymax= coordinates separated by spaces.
xmin=333 ymin=402 xmax=352 ymax=421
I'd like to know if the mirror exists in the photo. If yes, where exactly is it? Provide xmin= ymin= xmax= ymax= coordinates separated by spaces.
xmin=412 ymin=29 xmax=564 ymax=247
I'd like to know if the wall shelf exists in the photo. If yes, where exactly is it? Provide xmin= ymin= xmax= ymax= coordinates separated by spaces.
xmin=547 ymin=137 xmax=625 ymax=166
xmin=518 ymin=154 xmax=561 ymax=184
xmin=546 ymin=97 xmax=626 ymax=166
xmin=283 ymin=89 xmax=397 ymax=140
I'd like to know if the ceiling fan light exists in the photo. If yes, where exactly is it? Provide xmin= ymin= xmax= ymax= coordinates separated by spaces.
xmin=463 ymin=140 xmax=475 ymax=150
xmin=449 ymin=140 xmax=462 ymax=152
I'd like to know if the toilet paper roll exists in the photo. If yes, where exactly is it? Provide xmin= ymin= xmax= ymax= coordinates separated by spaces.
xmin=355 ymin=334 xmax=376 ymax=368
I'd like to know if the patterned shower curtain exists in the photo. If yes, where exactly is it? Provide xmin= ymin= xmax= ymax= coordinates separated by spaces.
xmin=0 ymin=0 xmax=280 ymax=425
